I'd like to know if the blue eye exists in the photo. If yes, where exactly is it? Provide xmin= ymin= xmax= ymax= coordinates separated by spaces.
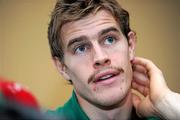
xmin=104 ymin=36 xmax=115 ymax=45
xmin=74 ymin=45 xmax=87 ymax=54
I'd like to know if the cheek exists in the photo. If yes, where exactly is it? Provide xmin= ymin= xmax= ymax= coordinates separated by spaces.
xmin=65 ymin=56 xmax=92 ymax=82
xmin=109 ymin=46 xmax=133 ymax=79
xmin=65 ymin=53 xmax=91 ymax=68
xmin=109 ymin=45 xmax=130 ymax=64
xmin=68 ymin=65 xmax=89 ymax=79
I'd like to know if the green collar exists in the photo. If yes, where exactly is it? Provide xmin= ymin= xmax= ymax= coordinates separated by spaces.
xmin=48 ymin=91 xmax=159 ymax=120
xmin=66 ymin=91 xmax=159 ymax=120
xmin=69 ymin=91 xmax=89 ymax=120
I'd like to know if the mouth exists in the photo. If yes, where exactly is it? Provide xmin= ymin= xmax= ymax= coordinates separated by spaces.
xmin=95 ymin=73 xmax=117 ymax=82
xmin=93 ymin=69 xmax=121 ymax=84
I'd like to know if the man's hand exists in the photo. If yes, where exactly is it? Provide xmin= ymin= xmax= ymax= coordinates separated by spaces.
xmin=131 ymin=57 xmax=180 ymax=120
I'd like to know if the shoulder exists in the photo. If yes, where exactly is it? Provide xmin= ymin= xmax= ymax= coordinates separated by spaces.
xmin=146 ymin=117 xmax=161 ymax=120
xmin=47 ymin=91 xmax=89 ymax=120
xmin=47 ymin=96 xmax=75 ymax=119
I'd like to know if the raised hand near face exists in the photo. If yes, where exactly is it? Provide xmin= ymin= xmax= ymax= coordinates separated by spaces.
xmin=131 ymin=57 xmax=180 ymax=120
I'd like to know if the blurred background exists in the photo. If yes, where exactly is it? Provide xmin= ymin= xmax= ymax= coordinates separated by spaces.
xmin=0 ymin=0 xmax=179 ymax=109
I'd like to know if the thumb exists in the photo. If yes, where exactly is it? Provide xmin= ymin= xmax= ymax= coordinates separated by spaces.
xmin=132 ymin=93 xmax=142 ymax=117
xmin=132 ymin=94 xmax=155 ymax=117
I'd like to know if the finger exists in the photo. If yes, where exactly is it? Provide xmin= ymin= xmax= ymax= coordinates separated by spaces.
xmin=132 ymin=57 xmax=167 ymax=86
xmin=132 ymin=64 xmax=147 ymax=74
xmin=132 ymin=57 xmax=168 ymax=101
xmin=132 ymin=93 xmax=142 ymax=116
xmin=133 ymin=95 xmax=156 ymax=117
xmin=132 ymin=57 xmax=163 ymax=80
xmin=133 ymin=71 xmax=149 ymax=86
xmin=132 ymin=81 xmax=149 ymax=96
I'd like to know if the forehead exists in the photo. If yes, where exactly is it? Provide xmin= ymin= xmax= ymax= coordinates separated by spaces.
xmin=60 ymin=10 xmax=120 ymax=45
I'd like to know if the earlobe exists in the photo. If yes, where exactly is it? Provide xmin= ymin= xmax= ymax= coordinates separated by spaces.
xmin=53 ymin=57 xmax=70 ymax=80
xmin=128 ymin=31 xmax=136 ymax=61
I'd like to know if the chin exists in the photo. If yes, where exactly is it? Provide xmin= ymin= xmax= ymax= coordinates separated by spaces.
xmin=95 ymin=87 xmax=130 ymax=107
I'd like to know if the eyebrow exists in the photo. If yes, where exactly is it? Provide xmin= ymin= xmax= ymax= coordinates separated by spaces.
xmin=67 ymin=36 xmax=87 ymax=48
xmin=67 ymin=27 xmax=120 ymax=48
xmin=99 ymin=27 xmax=120 ymax=36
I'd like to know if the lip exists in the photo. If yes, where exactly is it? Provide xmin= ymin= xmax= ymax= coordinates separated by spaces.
xmin=93 ymin=69 xmax=120 ymax=84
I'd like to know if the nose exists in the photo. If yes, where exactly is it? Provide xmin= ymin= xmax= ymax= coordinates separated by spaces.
xmin=93 ymin=47 xmax=111 ymax=69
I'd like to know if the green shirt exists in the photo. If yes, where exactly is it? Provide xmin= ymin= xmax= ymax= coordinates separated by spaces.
xmin=48 ymin=91 xmax=160 ymax=120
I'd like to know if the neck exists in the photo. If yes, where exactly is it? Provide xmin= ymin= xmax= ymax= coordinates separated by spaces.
xmin=76 ymin=90 xmax=133 ymax=120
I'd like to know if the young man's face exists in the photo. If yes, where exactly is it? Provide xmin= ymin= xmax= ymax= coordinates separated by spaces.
xmin=56 ymin=10 xmax=136 ymax=107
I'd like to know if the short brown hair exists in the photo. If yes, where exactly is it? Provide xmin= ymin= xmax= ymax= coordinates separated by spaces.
xmin=48 ymin=0 xmax=131 ymax=62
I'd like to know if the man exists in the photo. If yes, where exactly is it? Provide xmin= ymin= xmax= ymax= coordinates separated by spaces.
xmin=47 ymin=0 xmax=180 ymax=120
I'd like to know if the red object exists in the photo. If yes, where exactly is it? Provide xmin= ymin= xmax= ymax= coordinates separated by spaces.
xmin=0 ymin=77 xmax=39 ymax=110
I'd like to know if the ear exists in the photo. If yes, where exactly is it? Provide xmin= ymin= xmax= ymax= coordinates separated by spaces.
xmin=128 ymin=31 xmax=136 ymax=61
xmin=53 ymin=57 xmax=70 ymax=80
